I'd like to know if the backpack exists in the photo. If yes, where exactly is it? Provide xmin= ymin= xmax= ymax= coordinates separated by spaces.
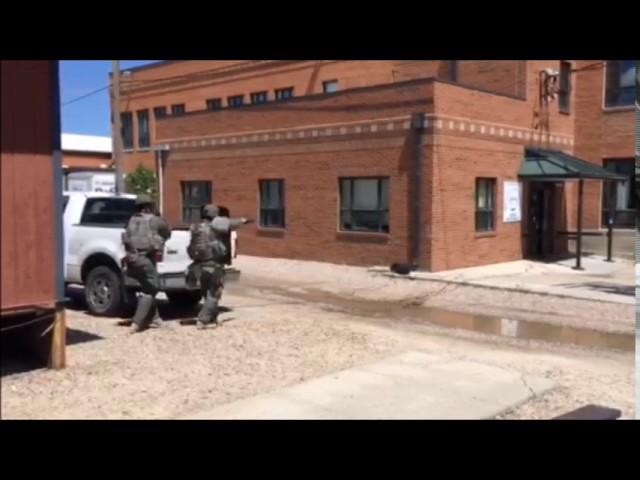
xmin=188 ymin=222 xmax=228 ymax=262
xmin=122 ymin=213 xmax=163 ymax=253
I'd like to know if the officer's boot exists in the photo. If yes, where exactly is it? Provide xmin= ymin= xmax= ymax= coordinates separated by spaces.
xmin=196 ymin=294 xmax=218 ymax=329
xmin=130 ymin=294 xmax=154 ymax=333
xmin=149 ymin=301 xmax=164 ymax=328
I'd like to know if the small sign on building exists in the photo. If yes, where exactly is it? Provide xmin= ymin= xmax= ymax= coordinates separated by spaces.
xmin=503 ymin=180 xmax=522 ymax=223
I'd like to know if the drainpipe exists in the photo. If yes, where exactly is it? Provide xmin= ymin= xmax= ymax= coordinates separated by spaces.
xmin=410 ymin=113 xmax=426 ymax=270
xmin=152 ymin=144 xmax=170 ymax=215
xmin=573 ymin=176 xmax=584 ymax=271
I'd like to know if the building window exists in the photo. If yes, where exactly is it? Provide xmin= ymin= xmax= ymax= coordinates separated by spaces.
xmin=605 ymin=60 xmax=636 ymax=108
xmin=259 ymin=179 xmax=285 ymax=228
xmin=339 ymin=177 xmax=389 ymax=233
xmin=602 ymin=158 xmax=635 ymax=228
xmin=275 ymin=87 xmax=294 ymax=101
xmin=251 ymin=91 xmax=268 ymax=104
xmin=137 ymin=109 xmax=150 ymax=149
xmin=80 ymin=198 xmax=137 ymax=227
xmin=558 ymin=61 xmax=572 ymax=114
xmin=323 ymin=80 xmax=338 ymax=93
xmin=171 ymin=103 xmax=186 ymax=116
xmin=153 ymin=106 xmax=167 ymax=119
xmin=120 ymin=112 xmax=133 ymax=150
xmin=181 ymin=181 xmax=212 ymax=223
xmin=227 ymin=95 xmax=244 ymax=108
xmin=475 ymin=178 xmax=496 ymax=232
xmin=206 ymin=98 xmax=222 ymax=111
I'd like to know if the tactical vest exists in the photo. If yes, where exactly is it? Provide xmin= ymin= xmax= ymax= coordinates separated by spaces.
xmin=188 ymin=221 xmax=228 ymax=262
xmin=122 ymin=213 xmax=164 ymax=253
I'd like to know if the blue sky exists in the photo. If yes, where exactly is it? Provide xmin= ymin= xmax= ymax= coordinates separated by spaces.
xmin=60 ymin=60 xmax=159 ymax=137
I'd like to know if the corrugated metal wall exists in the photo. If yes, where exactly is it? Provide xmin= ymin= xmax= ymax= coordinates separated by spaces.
xmin=1 ymin=60 xmax=62 ymax=314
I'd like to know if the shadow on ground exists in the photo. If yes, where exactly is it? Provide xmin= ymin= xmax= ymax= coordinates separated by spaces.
xmin=66 ymin=328 xmax=104 ymax=346
xmin=64 ymin=286 xmax=232 ymax=322
xmin=555 ymin=281 xmax=635 ymax=297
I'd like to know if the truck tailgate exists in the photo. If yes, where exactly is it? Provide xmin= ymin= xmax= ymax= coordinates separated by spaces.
xmin=158 ymin=230 xmax=192 ymax=275
xmin=155 ymin=229 xmax=240 ymax=287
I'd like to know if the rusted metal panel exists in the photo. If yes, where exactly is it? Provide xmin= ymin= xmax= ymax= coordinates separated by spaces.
xmin=1 ymin=60 xmax=62 ymax=316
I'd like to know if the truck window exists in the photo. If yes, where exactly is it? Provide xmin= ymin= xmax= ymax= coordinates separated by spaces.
xmin=80 ymin=198 xmax=137 ymax=227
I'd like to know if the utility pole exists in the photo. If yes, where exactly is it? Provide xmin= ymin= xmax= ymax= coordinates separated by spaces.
xmin=111 ymin=60 xmax=124 ymax=195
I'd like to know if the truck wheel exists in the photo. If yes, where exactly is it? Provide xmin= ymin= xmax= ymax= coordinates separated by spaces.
xmin=166 ymin=291 xmax=202 ymax=308
xmin=85 ymin=266 xmax=124 ymax=317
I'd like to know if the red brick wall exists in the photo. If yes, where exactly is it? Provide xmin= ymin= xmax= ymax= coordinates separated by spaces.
xmin=157 ymin=75 xmax=585 ymax=271
xmin=163 ymin=134 xmax=414 ymax=267
xmin=156 ymin=80 xmax=436 ymax=141
xmin=121 ymin=60 xmax=414 ymax=172
xmin=61 ymin=151 xmax=111 ymax=169
xmin=120 ymin=60 xmax=538 ymax=173
xmin=426 ymin=76 xmax=578 ymax=270
xmin=426 ymin=133 xmax=525 ymax=271
xmin=433 ymin=64 xmax=575 ymax=136
xmin=573 ymin=60 xmax=635 ymax=229
xmin=122 ymin=150 xmax=155 ymax=172
xmin=456 ymin=60 xmax=527 ymax=98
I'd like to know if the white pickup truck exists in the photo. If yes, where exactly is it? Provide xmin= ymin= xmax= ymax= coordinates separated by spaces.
xmin=63 ymin=192 xmax=238 ymax=316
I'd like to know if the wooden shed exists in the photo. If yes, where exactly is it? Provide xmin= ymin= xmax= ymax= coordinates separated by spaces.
xmin=1 ymin=60 xmax=65 ymax=368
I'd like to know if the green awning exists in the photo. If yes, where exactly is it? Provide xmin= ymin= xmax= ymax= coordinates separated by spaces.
xmin=519 ymin=148 xmax=626 ymax=181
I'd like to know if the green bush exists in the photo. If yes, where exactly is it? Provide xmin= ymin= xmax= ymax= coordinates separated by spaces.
xmin=125 ymin=164 xmax=157 ymax=201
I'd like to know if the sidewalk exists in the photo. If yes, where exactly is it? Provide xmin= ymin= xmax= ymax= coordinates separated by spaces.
xmin=373 ymin=256 xmax=635 ymax=305
xmin=183 ymin=351 xmax=554 ymax=420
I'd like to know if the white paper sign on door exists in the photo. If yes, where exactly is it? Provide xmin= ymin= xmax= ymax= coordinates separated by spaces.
xmin=503 ymin=181 xmax=522 ymax=223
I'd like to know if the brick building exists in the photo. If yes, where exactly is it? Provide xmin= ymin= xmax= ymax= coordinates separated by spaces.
xmin=61 ymin=133 xmax=112 ymax=169
xmin=61 ymin=133 xmax=114 ymax=188
xmin=113 ymin=60 xmax=635 ymax=271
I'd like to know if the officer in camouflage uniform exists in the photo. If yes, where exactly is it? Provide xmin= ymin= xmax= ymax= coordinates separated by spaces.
xmin=122 ymin=194 xmax=172 ymax=333
xmin=187 ymin=204 xmax=249 ymax=329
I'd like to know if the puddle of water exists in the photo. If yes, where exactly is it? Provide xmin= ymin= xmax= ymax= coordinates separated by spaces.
xmin=246 ymin=284 xmax=634 ymax=352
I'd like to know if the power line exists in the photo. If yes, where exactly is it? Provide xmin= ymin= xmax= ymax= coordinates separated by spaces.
xmin=62 ymin=85 xmax=109 ymax=107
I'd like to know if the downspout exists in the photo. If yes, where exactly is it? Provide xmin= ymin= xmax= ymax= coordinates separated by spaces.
xmin=152 ymin=144 xmax=170 ymax=215
xmin=410 ymin=113 xmax=426 ymax=269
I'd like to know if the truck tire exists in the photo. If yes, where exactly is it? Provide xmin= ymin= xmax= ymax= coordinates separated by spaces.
xmin=166 ymin=290 xmax=203 ymax=308
xmin=85 ymin=266 xmax=124 ymax=317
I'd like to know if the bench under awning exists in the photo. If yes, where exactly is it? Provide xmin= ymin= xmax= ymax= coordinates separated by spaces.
xmin=519 ymin=148 xmax=627 ymax=181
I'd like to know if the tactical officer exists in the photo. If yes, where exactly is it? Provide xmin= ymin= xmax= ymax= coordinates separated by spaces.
xmin=186 ymin=204 xmax=249 ymax=329
xmin=122 ymin=194 xmax=172 ymax=333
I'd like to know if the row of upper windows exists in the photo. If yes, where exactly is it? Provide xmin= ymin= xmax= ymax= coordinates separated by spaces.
xmin=120 ymin=81 xmax=339 ymax=150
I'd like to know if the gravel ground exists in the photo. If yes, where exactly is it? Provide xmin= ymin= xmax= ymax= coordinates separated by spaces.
xmin=1 ymin=291 xmax=400 ymax=420
xmin=1 ymin=255 xmax=634 ymax=420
